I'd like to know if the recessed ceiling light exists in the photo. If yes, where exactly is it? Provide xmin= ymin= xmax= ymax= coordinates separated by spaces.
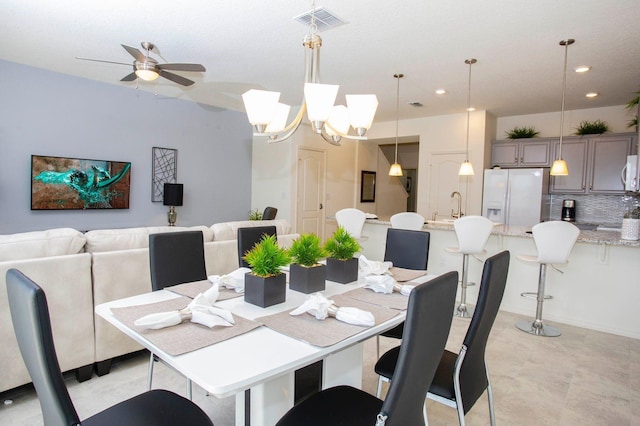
xmin=409 ymin=101 xmax=423 ymax=107
xmin=585 ymin=92 xmax=599 ymax=98
xmin=467 ymin=107 xmax=476 ymax=112
xmin=575 ymin=66 xmax=591 ymax=73
xmin=435 ymin=89 xmax=447 ymax=95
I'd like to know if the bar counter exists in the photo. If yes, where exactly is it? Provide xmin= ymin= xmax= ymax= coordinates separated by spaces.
xmin=359 ymin=219 xmax=640 ymax=339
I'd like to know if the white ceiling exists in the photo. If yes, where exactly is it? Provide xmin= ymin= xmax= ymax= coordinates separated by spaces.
xmin=2 ymin=0 xmax=639 ymax=123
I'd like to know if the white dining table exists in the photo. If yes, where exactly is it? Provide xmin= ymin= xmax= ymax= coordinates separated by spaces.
xmin=95 ymin=272 xmax=437 ymax=426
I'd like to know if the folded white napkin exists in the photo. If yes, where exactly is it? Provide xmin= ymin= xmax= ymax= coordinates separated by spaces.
xmin=208 ymin=267 xmax=251 ymax=293
xmin=134 ymin=287 xmax=235 ymax=330
xmin=364 ymin=275 xmax=414 ymax=296
xmin=290 ymin=293 xmax=375 ymax=327
xmin=358 ymin=255 xmax=392 ymax=276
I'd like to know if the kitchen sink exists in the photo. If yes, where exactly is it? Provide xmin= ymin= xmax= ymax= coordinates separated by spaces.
xmin=573 ymin=223 xmax=598 ymax=231
xmin=426 ymin=218 xmax=456 ymax=225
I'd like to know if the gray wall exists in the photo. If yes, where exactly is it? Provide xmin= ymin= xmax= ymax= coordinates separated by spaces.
xmin=0 ymin=60 xmax=252 ymax=234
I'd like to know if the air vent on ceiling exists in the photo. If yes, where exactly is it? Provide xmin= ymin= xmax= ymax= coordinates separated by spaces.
xmin=409 ymin=101 xmax=424 ymax=107
xmin=293 ymin=7 xmax=346 ymax=32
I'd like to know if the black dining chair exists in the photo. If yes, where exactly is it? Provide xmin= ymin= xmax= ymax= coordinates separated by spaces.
xmin=237 ymin=226 xmax=277 ymax=268
xmin=148 ymin=230 xmax=208 ymax=399
xmin=262 ymin=206 xmax=278 ymax=220
xmin=376 ymin=228 xmax=431 ymax=357
xmin=275 ymin=271 xmax=458 ymax=426
xmin=5 ymin=268 xmax=214 ymax=426
xmin=375 ymin=251 xmax=510 ymax=426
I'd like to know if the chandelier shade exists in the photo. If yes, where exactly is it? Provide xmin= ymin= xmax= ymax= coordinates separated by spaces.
xmin=241 ymin=3 xmax=378 ymax=145
xmin=135 ymin=69 xmax=159 ymax=81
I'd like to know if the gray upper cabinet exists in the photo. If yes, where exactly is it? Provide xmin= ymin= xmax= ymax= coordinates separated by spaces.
xmin=550 ymin=134 xmax=635 ymax=194
xmin=491 ymin=139 xmax=552 ymax=168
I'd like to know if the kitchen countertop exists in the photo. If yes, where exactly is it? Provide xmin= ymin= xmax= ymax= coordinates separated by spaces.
xmin=363 ymin=218 xmax=640 ymax=248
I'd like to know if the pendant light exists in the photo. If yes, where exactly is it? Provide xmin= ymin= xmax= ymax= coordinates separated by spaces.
xmin=459 ymin=59 xmax=476 ymax=176
xmin=550 ymin=39 xmax=575 ymax=176
xmin=389 ymin=73 xmax=404 ymax=177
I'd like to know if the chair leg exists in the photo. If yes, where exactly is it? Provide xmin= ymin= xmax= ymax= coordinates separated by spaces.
xmin=455 ymin=254 xmax=474 ymax=318
xmin=147 ymin=352 xmax=155 ymax=390
xmin=516 ymin=264 xmax=561 ymax=337
xmin=376 ymin=376 xmax=389 ymax=398
xmin=423 ymin=396 xmax=430 ymax=426
xmin=187 ymin=378 xmax=193 ymax=400
xmin=486 ymin=380 xmax=496 ymax=426
xmin=376 ymin=335 xmax=380 ymax=359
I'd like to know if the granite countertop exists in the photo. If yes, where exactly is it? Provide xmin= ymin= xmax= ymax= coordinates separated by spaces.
xmin=363 ymin=218 xmax=640 ymax=248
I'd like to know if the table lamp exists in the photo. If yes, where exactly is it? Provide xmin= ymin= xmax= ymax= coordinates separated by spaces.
xmin=163 ymin=183 xmax=183 ymax=226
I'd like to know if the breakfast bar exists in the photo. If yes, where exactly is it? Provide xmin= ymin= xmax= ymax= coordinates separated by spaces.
xmin=359 ymin=219 xmax=640 ymax=339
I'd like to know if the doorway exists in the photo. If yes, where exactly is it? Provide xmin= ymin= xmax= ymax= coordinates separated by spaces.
xmin=296 ymin=148 xmax=326 ymax=237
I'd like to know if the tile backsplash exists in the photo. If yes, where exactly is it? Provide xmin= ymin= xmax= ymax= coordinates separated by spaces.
xmin=550 ymin=194 xmax=640 ymax=226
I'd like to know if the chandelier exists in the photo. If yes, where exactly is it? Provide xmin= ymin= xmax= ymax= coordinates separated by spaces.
xmin=241 ymin=4 xmax=379 ymax=145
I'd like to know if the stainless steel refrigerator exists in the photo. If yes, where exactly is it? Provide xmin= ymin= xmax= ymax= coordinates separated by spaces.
xmin=482 ymin=168 xmax=550 ymax=227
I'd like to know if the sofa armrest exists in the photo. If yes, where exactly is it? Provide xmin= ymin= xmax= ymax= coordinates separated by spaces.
xmin=0 ymin=253 xmax=94 ymax=392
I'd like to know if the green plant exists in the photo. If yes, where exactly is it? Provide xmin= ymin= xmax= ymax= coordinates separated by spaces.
xmin=323 ymin=227 xmax=361 ymax=260
xmin=288 ymin=233 xmax=327 ymax=267
xmin=243 ymin=234 xmax=291 ymax=277
xmin=505 ymin=126 xmax=540 ymax=139
xmin=574 ymin=119 xmax=609 ymax=135
xmin=248 ymin=209 xmax=262 ymax=220
xmin=625 ymin=89 xmax=639 ymax=129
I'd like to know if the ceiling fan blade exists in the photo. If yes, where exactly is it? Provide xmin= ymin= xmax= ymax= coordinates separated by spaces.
xmin=159 ymin=70 xmax=195 ymax=86
xmin=121 ymin=44 xmax=146 ymax=62
xmin=158 ymin=63 xmax=206 ymax=72
xmin=120 ymin=72 xmax=137 ymax=82
xmin=76 ymin=57 xmax=131 ymax=66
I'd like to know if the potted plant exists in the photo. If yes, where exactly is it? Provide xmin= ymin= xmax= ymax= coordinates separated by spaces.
xmin=625 ymin=89 xmax=639 ymax=129
xmin=248 ymin=208 xmax=263 ymax=220
xmin=288 ymin=233 xmax=327 ymax=293
xmin=574 ymin=119 xmax=609 ymax=135
xmin=505 ymin=126 xmax=539 ymax=139
xmin=243 ymin=234 xmax=291 ymax=307
xmin=323 ymin=226 xmax=362 ymax=284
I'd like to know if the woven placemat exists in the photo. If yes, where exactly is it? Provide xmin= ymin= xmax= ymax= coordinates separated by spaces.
xmin=167 ymin=280 xmax=243 ymax=301
xmin=340 ymin=287 xmax=412 ymax=311
xmin=389 ymin=267 xmax=428 ymax=282
xmin=111 ymin=296 xmax=261 ymax=356
xmin=257 ymin=294 xmax=399 ymax=347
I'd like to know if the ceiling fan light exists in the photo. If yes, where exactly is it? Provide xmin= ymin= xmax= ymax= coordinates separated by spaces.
xmin=458 ymin=160 xmax=475 ymax=176
xmin=304 ymin=83 xmax=339 ymax=122
xmin=264 ymin=103 xmax=291 ymax=133
xmin=550 ymin=159 xmax=569 ymax=176
xmin=135 ymin=69 xmax=159 ymax=81
xmin=345 ymin=94 xmax=379 ymax=132
xmin=389 ymin=162 xmax=403 ymax=177
xmin=242 ymin=89 xmax=281 ymax=126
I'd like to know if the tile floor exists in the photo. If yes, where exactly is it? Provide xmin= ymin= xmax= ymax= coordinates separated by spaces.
xmin=1 ymin=310 xmax=638 ymax=425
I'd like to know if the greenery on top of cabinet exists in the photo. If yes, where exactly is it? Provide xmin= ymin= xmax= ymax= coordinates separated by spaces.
xmin=574 ymin=120 xmax=609 ymax=135
xmin=505 ymin=126 xmax=540 ymax=139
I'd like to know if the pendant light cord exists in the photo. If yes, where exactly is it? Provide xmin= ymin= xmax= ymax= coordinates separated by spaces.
xmin=558 ymin=39 xmax=573 ymax=159
xmin=394 ymin=73 xmax=402 ymax=163
xmin=464 ymin=59 xmax=476 ymax=161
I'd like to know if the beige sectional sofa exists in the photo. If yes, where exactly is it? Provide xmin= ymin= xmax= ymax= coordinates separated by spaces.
xmin=0 ymin=220 xmax=297 ymax=392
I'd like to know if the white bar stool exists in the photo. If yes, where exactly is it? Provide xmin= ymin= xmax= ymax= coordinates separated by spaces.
xmin=446 ymin=216 xmax=493 ymax=318
xmin=516 ymin=221 xmax=580 ymax=337
xmin=335 ymin=208 xmax=367 ymax=241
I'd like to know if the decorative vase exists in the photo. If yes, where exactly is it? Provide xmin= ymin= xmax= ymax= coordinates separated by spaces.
xmin=244 ymin=272 xmax=286 ymax=307
xmin=325 ymin=257 xmax=359 ymax=284
xmin=289 ymin=264 xmax=326 ymax=294
xmin=621 ymin=218 xmax=640 ymax=241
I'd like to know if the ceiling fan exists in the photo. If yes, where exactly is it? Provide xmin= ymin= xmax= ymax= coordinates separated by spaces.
xmin=77 ymin=42 xmax=206 ymax=87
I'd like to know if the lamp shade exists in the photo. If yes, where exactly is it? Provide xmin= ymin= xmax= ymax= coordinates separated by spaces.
xmin=304 ymin=83 xmax=339 ymax=122
xmin=135 ymin=69 xmax=159 ymax=81
xmin=163 ymin=183 xmax=183 ymax=206
xmin=265 ymin=103 xmax=291 ymax=133
xmin=242 ymin=89 xmax=281 ymax=125
xmin=346 ymin=94 xmax=379 ymax=131
xmin=458 ymin=160 xmax=475 ymax=176
xmin=389 ymin=163 xmax=403 ymax=177
xmin=326 ymin=105 xmax=351 ymax=136
xmin=550 ymin=159 xmax=569 ymax=176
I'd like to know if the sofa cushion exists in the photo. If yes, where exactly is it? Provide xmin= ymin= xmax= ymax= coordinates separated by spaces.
xmin=211 ymin=220 xmax=291 ymax=241
xmin=85 ymin=225 xmax=214 ymax=253
xmin=0 ymin=228 xmax=86 ymax=261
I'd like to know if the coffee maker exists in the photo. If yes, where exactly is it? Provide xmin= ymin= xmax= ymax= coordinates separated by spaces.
xmin=562 ymin=199 xmax=576 ymax=222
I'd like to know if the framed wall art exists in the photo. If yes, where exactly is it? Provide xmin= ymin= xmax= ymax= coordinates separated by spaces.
xmin=360 ymin=170 xmax=376 ymax=203
xmin=152 ymin=147 xmax=177 ymax=202
xmin=31 ymin=155 xmax=131 ymax=210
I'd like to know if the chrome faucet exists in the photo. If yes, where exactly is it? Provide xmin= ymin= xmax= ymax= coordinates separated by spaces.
xmin=451 ymin=191 xmax=463 ymax=219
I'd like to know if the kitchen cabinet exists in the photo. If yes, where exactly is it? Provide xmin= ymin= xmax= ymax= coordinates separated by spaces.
xmin=491 ymin=139 xmax=552 ymax=168
xmin=550 ymin=133 xmax=635 ymax=194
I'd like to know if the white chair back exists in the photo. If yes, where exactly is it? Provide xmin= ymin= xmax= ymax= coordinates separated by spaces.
xmin=390 ymin=212 xmax=425 ymax=231
xmin=335 ymin=208 xmax=366 ymax=239
xmin=453 ymin=216 xmax=493 ymax=255
xmin=532 ymin=221 xmax=580 ymax=264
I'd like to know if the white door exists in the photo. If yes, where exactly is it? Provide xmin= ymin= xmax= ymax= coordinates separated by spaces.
xmin=297 ymin=148 xmax=326 ymax=238
xmin=427 ymin=152 xmax=468 ymax=220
